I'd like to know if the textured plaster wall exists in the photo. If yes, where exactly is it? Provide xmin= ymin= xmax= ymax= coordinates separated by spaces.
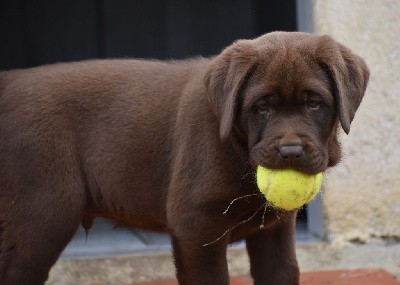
xmin=312 ymin=0 xmax=400 ymax=242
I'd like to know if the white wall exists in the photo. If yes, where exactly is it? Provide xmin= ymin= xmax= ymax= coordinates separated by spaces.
xmin=312 ymin=0 xmax=400 ymax=243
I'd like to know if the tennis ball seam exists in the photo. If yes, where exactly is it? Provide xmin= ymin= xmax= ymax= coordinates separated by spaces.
xmin=266 ymin=169 xmax=274 ymax=197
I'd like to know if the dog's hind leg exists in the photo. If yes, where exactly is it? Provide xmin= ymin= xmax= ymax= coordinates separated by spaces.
xmin=0 ymin=174 xmax=86 ymax=285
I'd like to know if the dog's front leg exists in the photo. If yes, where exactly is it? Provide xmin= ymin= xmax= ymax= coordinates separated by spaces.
xmin=171 ymin=234 xmax=230 ymax=285
xmin=245 ymin=212 xmax=299 ymax=285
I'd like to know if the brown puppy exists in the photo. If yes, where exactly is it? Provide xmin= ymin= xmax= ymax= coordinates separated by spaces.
xmin=0 ymin=32 xmax=368 ymax=285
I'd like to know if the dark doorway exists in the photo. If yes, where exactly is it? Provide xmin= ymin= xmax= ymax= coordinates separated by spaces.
xmin=0 ymin=0 xmax=297 ymax=70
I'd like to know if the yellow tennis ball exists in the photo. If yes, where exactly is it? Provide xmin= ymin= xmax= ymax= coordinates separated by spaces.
xmin=256 ymin=166 xmax=323 ymax=211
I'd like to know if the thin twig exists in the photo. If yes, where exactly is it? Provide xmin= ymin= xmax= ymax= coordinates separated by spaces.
xmin=259 ymin=203 xmax=268 ymax=229
xmin=203 ymin=203 xmax=267 ymax=247
xmin=223 ymin=194 xmax=263 ymax=215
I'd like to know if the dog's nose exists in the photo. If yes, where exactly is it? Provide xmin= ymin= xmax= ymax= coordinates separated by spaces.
xmin=278 ymin=144 xmax=304 ymax=160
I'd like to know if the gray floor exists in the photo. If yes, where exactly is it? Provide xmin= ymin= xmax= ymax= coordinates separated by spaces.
xmin=61 ymin=218 xmax=317 ymax=259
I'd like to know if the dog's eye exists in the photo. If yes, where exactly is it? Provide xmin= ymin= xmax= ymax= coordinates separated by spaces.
xmin=306 ymin=100 xmax=321 ymax=110
xmin=257 ymin=103 xmax=270 ymax=115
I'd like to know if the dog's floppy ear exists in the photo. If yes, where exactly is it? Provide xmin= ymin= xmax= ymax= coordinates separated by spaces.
xmin=316 ymin=35 xmax=370 ymax=134
xmin=204 ymin=40 xmax=257 ymax=141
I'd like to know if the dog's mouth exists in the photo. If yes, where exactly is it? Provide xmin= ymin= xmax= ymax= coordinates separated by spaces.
xmin=249 ymin=144 xmax=329 ymax=175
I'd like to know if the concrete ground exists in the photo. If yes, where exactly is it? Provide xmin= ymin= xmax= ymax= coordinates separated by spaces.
xmin=44 ymin=218 xmax=400 ymax=284
xmin=47 ymin=241 xmax=400 ymax=285
xmin=131 ymin=270 xmax=400 ymax=285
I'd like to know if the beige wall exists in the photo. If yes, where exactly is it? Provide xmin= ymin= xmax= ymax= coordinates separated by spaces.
xmin=312 ymin=0 xmax=400 ymax=243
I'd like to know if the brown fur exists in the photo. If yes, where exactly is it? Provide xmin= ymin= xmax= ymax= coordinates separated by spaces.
xmin=0 ymin=32 xmax=369 ymax=285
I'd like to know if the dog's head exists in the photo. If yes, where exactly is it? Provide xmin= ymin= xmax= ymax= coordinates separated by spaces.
xmin=205 ymin=32 xmax=369 ymax=174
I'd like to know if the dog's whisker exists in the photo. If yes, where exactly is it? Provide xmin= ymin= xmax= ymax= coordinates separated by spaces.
xmin=240 ymin=173 xmax=248 ymax=180
xmin=203 ymin=203 xmax=266 ymax=247
xmin=223 ymin=194 xmax=263 ymax=215
xmin=234 ymin=160 xmax=252 ymax=177
xmin=240 ymin=170 xmax=254 ymax=180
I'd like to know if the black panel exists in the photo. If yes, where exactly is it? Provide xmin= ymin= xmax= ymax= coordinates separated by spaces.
xmin=255 ymin=0 xmax=297 ymax=34
xmin=0 ymin=0 xmax=98 ymax=70
xmin=0 ymin=0 xmax=30 ymax=69
xmin=0 ymin=0 xmax=297 ymax=70
xmin=166 ymin=0 xmax=255 ymax=58
xmin=102 ymin=0 xmax=168 ymax=59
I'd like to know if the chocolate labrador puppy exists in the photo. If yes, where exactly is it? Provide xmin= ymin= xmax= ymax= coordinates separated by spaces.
xmin=0 ymin=32 xmax=368 ymax=285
